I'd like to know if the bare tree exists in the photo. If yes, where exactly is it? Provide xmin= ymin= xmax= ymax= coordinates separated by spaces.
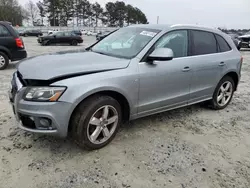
xmin=25 ymin=0 xmax=39 ymax=26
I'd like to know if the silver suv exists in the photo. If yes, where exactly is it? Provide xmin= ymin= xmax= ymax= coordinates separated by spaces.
xmin=9 ymin=24 xmax=243 ymax=149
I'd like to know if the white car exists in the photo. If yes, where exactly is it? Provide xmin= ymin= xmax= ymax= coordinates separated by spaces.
xmin=48 ymin=29 xmax=59 ymax=35
xmin=86 ymin=31 xmax=98 ymax=36
xmin=81 ymin=30 xmax=87 ymax=35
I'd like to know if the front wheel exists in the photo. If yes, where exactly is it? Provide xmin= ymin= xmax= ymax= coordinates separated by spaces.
xmin=71 ymin=95 xmax=122 ymax=150
xmin=42 ymin=40 xmax=50 ymax=46
xmin=209 ymin=76 xmax=235 ymax=110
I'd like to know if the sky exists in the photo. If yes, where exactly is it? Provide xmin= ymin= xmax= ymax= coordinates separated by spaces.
xmin=19 ymin=0 xmax=250 ymax=29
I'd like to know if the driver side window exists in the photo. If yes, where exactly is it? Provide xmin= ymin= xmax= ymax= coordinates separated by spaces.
xmin=154 ymin=30 xmax=188 ymax=58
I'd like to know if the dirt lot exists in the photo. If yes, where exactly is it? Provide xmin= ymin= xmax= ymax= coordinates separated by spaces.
xmin=0 ymin=37 xmax=250 ymax=188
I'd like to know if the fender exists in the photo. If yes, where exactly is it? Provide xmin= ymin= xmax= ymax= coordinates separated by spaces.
xmin=65 ymin=86 xmax=134 ymax=127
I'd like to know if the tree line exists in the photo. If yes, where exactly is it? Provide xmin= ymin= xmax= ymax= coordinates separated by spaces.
xmin=0 ymin=0 xmax=29 ymax=26
xmin=0 ymin=0 xmax=148 ymax=27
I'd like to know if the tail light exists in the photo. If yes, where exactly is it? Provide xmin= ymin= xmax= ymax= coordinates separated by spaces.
xmin=15 ymin=38 xmax=24 ymax=48
xmin=241 ymin=56 xmax=243 ymax=64
xmin=239 ymin=56 xmax=243 ymax=74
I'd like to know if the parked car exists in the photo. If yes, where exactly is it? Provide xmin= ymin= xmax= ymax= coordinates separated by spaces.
xmin=86 ymin=31 xmax=98 ymax=36
xmin=9 ymin=24 xmax=242 ymax=149
xmin=20 ymin=29 xmax=43 ymax=37
xmin=48 ymin=29 xmax=59 ymax=35
xmin=0 ymin=21 xmax=27 ymax=70
xmin=71 ymin=30 xmax=82 ymax=36
xmin=81 ymin=29 xmax=87 ymax=35
xmin=238 ymin=34 xmax=250 ymax=49
xmin=96 ymin=31 xmax=112 ymax=41
xmin=227 ymin=33 xmax=241 ymax=50
xmin=38 ymin=31 xmax=83 ymax=46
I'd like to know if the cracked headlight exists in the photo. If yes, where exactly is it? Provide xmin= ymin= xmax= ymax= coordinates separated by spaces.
xmin=24 ymin=87 xmax=66 ymax=102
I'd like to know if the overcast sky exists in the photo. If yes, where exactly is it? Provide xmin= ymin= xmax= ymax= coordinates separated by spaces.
xmin=19 ymin=0 xmax=250 ymax=29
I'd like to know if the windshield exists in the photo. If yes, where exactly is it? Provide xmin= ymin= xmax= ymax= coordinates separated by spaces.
xmin=91 ymin=27 xmax=160 ymax=59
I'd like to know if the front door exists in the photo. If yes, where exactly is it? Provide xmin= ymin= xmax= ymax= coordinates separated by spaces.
xmin=138 ymin=30 xmax=192 ymax=116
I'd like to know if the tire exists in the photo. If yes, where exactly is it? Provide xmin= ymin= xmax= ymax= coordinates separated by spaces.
xmin=0 ymin=52 xmax=9 ymax=70
xmin=71 ymin=40 xmax=78 ymax=46
xmin=237 ymin=44 xmax=241 ymax=50
xmin=42 ymin=40 xmax=49 ymax=46
xmin=209 ymin=76 xmax=235 ymax=110
xmin=70 ymin=95 xmax=122 ymax=150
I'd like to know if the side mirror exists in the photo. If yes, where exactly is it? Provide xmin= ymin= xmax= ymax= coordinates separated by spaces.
xmin=148 ymin=48 xmax=174 ymax=62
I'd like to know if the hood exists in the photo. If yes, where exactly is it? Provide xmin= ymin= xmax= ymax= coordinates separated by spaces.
xmin=17 ymin=50 xmax=130 ymax=81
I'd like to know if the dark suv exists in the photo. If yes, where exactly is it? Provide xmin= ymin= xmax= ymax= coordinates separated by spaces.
xmin=0 ymin=21 xmax=27 ymax=70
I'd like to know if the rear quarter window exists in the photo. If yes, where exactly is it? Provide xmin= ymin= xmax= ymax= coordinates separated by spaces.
xmin=0 ymin=25 xmax=11 ymax=37
xmin=215 ymin=34 xmax=231 ymax=52
xmin=191 ymin=30 xmax=217 ymax=55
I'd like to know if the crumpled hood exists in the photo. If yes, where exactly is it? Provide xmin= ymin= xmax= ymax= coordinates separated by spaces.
xmin=17 ymin=50 xmax=130 ymax=80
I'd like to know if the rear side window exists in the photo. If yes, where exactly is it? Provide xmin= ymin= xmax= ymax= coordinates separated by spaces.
xmin=215 ymin=34 xmax=231 ymax=52
xmin=191 ymin=30 xmax=217 ymax=55
xmin=0 ymin=25 xmax=11 ymax=37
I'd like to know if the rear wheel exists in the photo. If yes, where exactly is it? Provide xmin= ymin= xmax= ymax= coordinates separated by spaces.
xmin=71 ymin=40 xmax=78 ymax=46
xmin=71 ymin=95 xmax=122 ymax=150
xmin=0 ymin=52 xmax=9 ymax=70
xmin=209 ymin=76 xmax=235 ymax=110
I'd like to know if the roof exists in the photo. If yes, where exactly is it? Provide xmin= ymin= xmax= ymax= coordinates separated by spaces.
xmin=239 ymin=34 xmax=250 ymax=38
xmin=128 ymin=24 xmax=171 ymax=31
xmin=127 ymin=24 xmax=221 ymax=34
xmin=0 ymin=21 xmax=12 ymax=25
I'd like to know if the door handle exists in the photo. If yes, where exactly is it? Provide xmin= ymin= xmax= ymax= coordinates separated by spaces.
xmin=182 ymin=66 xmax=191 ymax=72
xmin=219 ymin=62 xmax=225 ymax=66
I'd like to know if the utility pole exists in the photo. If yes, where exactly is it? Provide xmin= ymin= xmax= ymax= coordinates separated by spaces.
xmin=157 ymin=16 xmax=159 ymax=24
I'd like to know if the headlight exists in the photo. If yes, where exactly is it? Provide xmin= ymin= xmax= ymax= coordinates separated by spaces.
xmin=24 ymin=87 xmax=66 ymax=102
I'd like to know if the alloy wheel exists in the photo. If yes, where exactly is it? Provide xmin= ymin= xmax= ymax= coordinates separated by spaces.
xmin=87 ymin=105 xmax=118 ymax=144
xmin=217 ymin=81 xmax=233 ymax=107
xmin=0 ymin=55 xmax=6 ymax=68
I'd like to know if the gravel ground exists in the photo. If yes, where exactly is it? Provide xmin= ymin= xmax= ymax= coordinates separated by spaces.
xmin=0 ymin=37 xmax=250 ymax=188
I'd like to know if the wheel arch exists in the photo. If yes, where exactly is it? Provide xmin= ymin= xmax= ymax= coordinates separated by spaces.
xmin=0 ymin=46 xmax=11 ymax=59
xmin=67 ymin=89 xmax=131 ymax=133
xmin=222 ymin=71 xmax=239 ymax=91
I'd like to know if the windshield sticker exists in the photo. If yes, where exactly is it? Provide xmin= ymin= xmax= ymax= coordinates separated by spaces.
xmin=140 ymin=31 xmax=157 ymax=37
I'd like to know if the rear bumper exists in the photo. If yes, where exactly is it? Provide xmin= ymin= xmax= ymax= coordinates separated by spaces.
xmin=11 ymin=49 xmax=27 ymax=61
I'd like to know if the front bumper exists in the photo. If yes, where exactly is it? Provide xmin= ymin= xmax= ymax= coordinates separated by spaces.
xmin=9 ymin=73 xmax=72 ymax=138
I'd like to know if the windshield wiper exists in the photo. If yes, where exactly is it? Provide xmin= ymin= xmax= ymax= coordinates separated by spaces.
xmin=92 ymin=50 xmax=106 ymax=55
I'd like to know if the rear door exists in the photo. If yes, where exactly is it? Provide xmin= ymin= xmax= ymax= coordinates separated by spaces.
xmin=55 ymin=32 xmax=65 ymax=44
xmin=63 ymin=32 xmax=73 ymax=44
xmin=0 ymin=24 xmax=15 ymax=54
xmin=188 ymin=30 xmax=224 ymax=103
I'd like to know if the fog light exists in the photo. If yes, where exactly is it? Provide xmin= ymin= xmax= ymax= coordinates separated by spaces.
xmin=39 ymin=118 xmax=51 ymax=128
